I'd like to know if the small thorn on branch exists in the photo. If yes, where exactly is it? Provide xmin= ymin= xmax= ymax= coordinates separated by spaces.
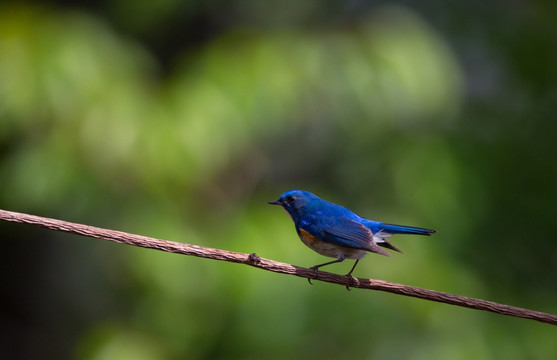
xmin=248 ymin=253 xmax=261 ymax=264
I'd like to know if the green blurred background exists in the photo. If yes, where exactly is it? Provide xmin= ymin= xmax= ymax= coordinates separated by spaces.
xmin=1 ymin=1 xmax=556 ymax=359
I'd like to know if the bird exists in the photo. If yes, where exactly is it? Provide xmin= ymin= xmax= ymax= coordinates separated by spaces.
xmin=268 ymin=189 xmax=435 ymax=288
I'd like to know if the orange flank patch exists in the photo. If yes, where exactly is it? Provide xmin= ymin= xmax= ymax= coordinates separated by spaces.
xmin=299 ymin=228 xmax=319 ymax=247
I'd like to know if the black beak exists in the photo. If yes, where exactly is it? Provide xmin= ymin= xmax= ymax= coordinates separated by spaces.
xmin=268 ymin=200 xmax=281 ymax=205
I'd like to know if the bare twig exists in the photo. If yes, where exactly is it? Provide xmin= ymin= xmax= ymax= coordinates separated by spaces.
xmin=1 ymin=209 xmax=556 ymax=326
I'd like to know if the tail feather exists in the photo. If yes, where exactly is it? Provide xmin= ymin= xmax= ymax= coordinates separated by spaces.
xmin=381 ymin=223 xmax=436 ymax=236
xmin=377 ymin=239 xmax=403 ymax=253
xmin=373 ymin=231 xmax=403 ymax=253
xmin=370 ymin=223 xmax=435 ymax=255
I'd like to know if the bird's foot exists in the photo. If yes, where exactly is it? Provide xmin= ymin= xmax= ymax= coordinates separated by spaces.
xmin=308 ymin=266 xmax=320 ymax=285
xmin=345 ymin=273 xmax=356 ymax=291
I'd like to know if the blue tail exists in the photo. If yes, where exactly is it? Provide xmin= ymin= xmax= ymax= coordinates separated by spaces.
xmin=380 ymin=223 xmax=435 ymax=236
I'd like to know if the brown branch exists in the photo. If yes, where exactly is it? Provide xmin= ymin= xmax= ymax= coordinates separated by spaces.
xmin=1 ymin=208 xmax=556 ymax=326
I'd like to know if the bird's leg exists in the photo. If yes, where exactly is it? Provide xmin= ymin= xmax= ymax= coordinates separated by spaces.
xmin=308 ymin=258 xmax=344 ymax=285
xmin=344 ymin=260 xmax=360 ymax=291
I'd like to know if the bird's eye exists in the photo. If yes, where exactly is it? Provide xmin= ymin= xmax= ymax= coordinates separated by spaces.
xmin=286 ymin=196 xmax=295 ymax=203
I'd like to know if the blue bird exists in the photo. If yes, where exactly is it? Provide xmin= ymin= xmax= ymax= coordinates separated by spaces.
xmin=268 ymin=190 xmax=435 ymax=287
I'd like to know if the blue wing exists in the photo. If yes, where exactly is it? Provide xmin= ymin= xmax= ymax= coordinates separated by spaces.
xmin=310 ymin=218 xmax=391 ymax=257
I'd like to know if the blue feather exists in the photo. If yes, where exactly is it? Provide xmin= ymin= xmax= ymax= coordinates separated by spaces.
xmin=379 ymin=223 xmax=435 ymax=236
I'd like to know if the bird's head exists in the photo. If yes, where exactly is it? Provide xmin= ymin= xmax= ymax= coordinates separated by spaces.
xmin=268 ymin=189 xmax=317 ymax=217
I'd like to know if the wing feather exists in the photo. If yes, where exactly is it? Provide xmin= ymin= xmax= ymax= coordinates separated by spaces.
xmin=322 ymin=219 xmax=391 ymax=257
